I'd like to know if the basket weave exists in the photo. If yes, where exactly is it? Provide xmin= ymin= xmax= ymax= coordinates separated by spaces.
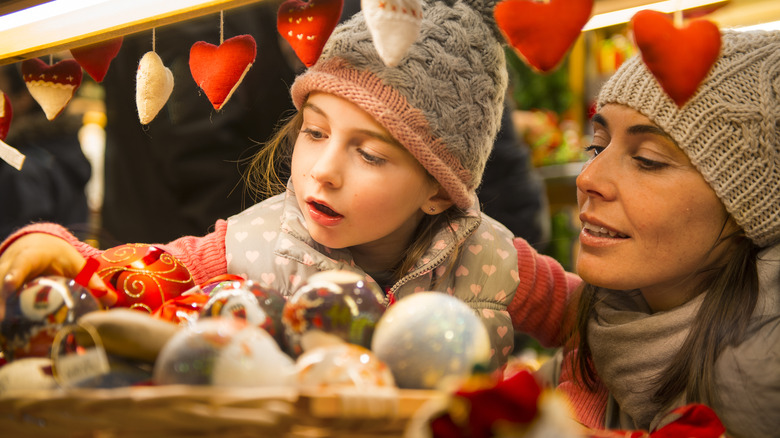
xmin=0 ymin=386 xmax=439 ymax=438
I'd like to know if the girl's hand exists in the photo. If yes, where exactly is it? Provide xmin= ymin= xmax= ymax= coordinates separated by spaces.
xmin=0 ymin=233 xmax=115 ymax=320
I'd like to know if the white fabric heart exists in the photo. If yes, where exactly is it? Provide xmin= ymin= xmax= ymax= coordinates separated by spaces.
xmin=136 ymin=51 xmax=174 ymax=125
xmin=362 ymin=0 xmax=422 ymax=67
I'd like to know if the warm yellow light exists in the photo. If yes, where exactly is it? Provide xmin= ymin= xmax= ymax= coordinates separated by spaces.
xmin=583 ymin=0 xmax=729 ymax=31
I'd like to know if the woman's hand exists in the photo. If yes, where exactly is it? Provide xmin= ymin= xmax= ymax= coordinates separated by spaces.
xmin=0 ymin=233 xmax=115 ymax=320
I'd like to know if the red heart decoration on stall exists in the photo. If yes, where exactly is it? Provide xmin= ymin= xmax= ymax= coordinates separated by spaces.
xmin=70 ymin=37 xmax=123 ymax=83
xmin=0 ymin=90 xmax=12 ymax=141
xmin=21 ymin=58 xmax=82 ymax=120
xmin=277 ymin=0 xmax=344 ymax=67
xmin=494 ymin=0 xmax=593 ymax=73
xmin=631 ymin=10 xmax=721 ymax=106
xmin=189 ymin=34 xmax=257 ymax=110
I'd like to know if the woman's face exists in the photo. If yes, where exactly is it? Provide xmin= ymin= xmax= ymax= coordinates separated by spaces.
xmin=576 ymin=104 xmax=735 ymax=311
xmin=290 ymin=92 xmax=447 ymax=269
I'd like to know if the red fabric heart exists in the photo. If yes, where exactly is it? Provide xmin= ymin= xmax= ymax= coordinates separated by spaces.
xmin=21 ymin=58 xmax=82 ymax=120
xmin=277 ymin=0 xmax=344 ymax=67
xmin=0 ymin=90 xmax=12 ymax=141
xmin=189 ymin=34 xmax=257 ymax=110
xmin=631 ymin=10 xmax=721 ymax=107
xmin=70 ymin=37 xmax=123 ymax=83
xmin=494 ymin=0 xmax=593 ymax=73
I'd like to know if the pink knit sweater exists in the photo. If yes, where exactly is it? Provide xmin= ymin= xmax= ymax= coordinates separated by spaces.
xmin=0 ymin=222 xmax=607 ymax=427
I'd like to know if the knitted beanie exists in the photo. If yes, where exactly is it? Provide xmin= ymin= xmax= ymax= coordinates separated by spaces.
xmin=598 ymin=30 xmax=780 ymax=248
xmin=290 ymin=0 xmax=508 ymax=209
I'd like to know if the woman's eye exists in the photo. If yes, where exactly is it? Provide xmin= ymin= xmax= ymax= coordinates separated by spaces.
xmin=632 ymin=156 xmax=667 ymax=170
xmin=584 ymin=145 xmax=604 ymax=157
xmin=358 ymin=148 xmax=386 ymax=165
xmin=301 ymin=128 xmax=325 ymax=140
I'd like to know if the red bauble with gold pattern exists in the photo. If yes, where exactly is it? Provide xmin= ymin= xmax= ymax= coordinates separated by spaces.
xmin=96 ymin=244 xmax=195 ymax=314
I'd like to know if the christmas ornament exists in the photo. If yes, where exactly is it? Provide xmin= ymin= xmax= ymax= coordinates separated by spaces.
xmin=282 ymin=270 xmax=386 ymax=357
xmin=631 ymin=10 xmax=721 ymax=106
xmin=200 ymin=278 xmax=287 ymax=350
xmin=70 ymin=37 xmax=123 ymax=83
xmin=95 ymin=244 xmax=196 ymax=314
xmin=0 ymin=275 xmax=101 ymax=362
xmin=494 ymin=0 xmax=593 ymax=73
xmin=277 ymin=0 xmax=344 ymax=67
xmin=136 ymin=51 xmax=174 ymax=125
xmin=295 ymin=343 xmax=396 ymax=388
xmin=371 ymin=292 xmax=490 ymax=389
xmin=362 ymin=0 xmax=422 ymax=66
xmin=153 ymin=292 xmax=210 ymax=326
xmin=21 ymin=58 xmax=82 ymax=120
xmin=189 ymin=34 xmax=256 ymax=110
xmin=0 ymin=357 xmax=57 ymax=395
xmin=0 ymin=90 xmax=11 ymax=140
xmin=153 ymin=318 xmax=295 ymax=387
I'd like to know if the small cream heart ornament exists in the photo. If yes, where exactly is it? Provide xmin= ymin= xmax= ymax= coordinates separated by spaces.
xmin=361 ymin=0 xmax=422 ymax=66
xmin=136 ymin=51 xmax=174 ymax=125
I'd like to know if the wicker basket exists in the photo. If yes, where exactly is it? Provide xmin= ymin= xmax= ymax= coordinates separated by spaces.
xmin=0 ymin=385 xmax=440 ymax=438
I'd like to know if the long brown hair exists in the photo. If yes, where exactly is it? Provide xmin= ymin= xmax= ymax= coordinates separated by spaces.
xmin=241 ymin=109 xmax=469 ymax=284
xmin=573 ymin=228 xmax=760 ymax=407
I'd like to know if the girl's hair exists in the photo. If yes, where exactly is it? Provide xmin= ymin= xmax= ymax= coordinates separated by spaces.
xmin=572 ymin=227 xmax=760 ymax=407
xmin=242 ymin=109 xmax=468 ymax=284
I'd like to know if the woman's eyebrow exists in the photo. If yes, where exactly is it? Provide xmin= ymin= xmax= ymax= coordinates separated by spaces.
xmin=591 ymin=113 xmax=608 ymax=127
xmin=627 ymin=124 xmax=676 ymax=142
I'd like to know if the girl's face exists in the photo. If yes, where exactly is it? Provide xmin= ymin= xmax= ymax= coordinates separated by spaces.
xmin=291 ymin=92 xmax=448 ymax=270
xmin=576 ymin=104 xmax=736 ymax=311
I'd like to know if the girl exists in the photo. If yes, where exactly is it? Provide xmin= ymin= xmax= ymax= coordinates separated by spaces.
xmin=0 ymin=0 xmax=576 ymax=371
xmin=517 ymin=30 xmax=779 ymax=437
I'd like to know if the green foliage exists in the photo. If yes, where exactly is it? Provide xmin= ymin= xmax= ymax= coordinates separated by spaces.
xmin=505 ymin=48 xmax=572 ymax=115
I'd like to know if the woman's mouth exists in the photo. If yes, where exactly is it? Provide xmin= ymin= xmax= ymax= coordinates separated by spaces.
xmin=582 ymin=221 xmax=628 ymax=239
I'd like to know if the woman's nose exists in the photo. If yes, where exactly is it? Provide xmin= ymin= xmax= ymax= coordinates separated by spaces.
xmin=576 ymin=151 xmax=616 ymax=202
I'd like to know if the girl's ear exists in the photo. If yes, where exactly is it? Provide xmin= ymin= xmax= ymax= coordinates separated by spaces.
xmin=423 ymin=186 xmax=455 ymax=215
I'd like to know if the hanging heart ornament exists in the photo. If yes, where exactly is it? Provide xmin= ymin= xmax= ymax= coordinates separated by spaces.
xmin=631 ymin=10 xmax=721 ymax=107
xmin=70 ymin=37 xmax=124 ymax=83
xmin=189 ymin=34 xmax=257 ymax=110
xmin=21 ymin=58 xmax=82 ymax=120
xmin=362 ymin=0 xmax=422 ymax=67
xmin=277 ymin=0 xmax=344 ymax=67
xmin=0 ymin=90 xmax=11 ymax=141
xmin=494 ymin=0 xmax=593 ymax=73
xmin=136 ymin=51 xmax=174 ymax=125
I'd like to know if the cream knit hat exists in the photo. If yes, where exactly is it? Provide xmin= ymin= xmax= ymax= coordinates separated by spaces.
xmin=290 ymin=0 xmax=508 ymax=209
xmin=598 ymin=30 xmax=780 ymax=247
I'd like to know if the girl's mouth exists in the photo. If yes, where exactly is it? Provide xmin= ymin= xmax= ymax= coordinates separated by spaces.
xmin=311 ymin=201 xmax=341 ymax=218
xmin=306 ymin=200 xmax=344 ymax=227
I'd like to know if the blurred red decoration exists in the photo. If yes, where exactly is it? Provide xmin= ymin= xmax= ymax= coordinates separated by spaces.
xmin=631 ymin=10 xmax=721 ymax=106
xmin=96 ymin=244 xmax=195 ymax=314
xmin=495 ymin=0 xmax=593 ymax=73
xmin=70 ymin=37 xmax=123 ymax=83
xmin=0 ymin=90 xmax=12 ymax=141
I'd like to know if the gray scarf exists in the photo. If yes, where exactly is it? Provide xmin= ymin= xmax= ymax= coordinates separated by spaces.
xmin=588 ymin=244 xmax=780 ymax=436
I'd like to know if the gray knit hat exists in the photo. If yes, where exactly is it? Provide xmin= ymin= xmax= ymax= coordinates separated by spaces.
xmin=598 ymin=30 xmax=780 ymax=247
xmin=290 ymin=0 xmax=508 ymax=209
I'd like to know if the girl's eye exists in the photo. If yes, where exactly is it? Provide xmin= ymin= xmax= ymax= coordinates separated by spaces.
xmin=358 ymin=148 xmax=386 ymax=165
xmin=301 ymin=128 xmax=325 ymax=140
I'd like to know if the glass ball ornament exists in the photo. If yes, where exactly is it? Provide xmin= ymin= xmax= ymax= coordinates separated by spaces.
xmin=370 ymin=292 xmax=491 ymax=389
xmin=282 ymin=270 xmax=386 ymax=357
xmin=199 ymin=279 xmax=287 ymax=349
xmin=153 ymin=318 xmax=294 ymax=387
xmin=0 ymin=275 xmax=101 ymax=362
xmin=295 ymin=342 xmax=396 ymax=389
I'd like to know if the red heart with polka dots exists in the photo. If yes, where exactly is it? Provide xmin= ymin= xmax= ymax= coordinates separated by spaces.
xmin=70 ymin=37 xmax=123 ymax=83
xmin=632 ymin=10 xmax=721 ymax=107
xmin=277 ymin=0 xmax=344 ymax=67
xmin=189 ymin=34 xmax=256 ymax=110
xmin=21 ymin=58 xmax=82 ymax=120
xmin=494 ymin=0 xmax=593 ymax=73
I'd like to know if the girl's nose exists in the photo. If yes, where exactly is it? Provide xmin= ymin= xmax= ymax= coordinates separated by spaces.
xmin=309 ymin=142 xmax=343 ymax=188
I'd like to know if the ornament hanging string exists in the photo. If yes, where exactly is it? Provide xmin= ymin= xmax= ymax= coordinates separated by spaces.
xmin=220 ymin=10 xmax=224 ymax=44
xmin=674 ymin=0 xmax=683 ymax=27
xmin=152 ymin=27 xmax=156 ymax=53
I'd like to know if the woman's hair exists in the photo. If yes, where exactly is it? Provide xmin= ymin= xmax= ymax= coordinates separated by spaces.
xmin=572 ymin=227 xmax=760 ymax=407
xmin=242 ymin=110 xmax=468 ymax=284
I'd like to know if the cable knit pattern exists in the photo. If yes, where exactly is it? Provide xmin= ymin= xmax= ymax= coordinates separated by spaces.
xmin=598 ymin=30 xmax=780 ymax=247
